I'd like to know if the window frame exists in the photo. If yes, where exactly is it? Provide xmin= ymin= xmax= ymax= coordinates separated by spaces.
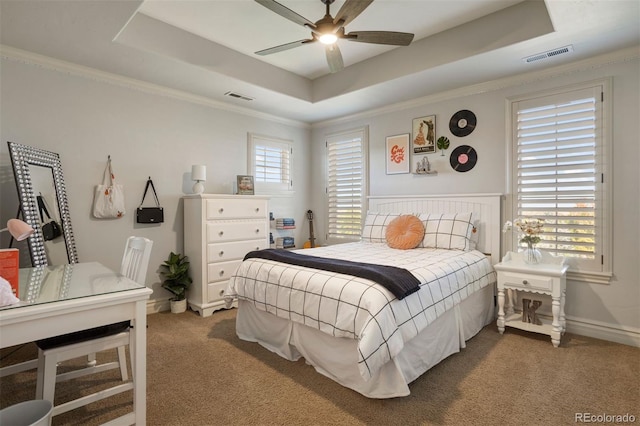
xmin=247 ymin=133 xmax=293 ymax=195
xmin=325 ymin=127 xmax=369 ymax=245
xmin=506 ymin=79 xmax=612 ymax=284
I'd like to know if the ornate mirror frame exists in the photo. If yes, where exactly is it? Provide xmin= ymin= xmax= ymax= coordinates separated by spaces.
xmin=7 ymin=141 xmax=78 ymax=266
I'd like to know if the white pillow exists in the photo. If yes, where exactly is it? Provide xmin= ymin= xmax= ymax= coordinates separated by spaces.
xmin=419 ymin=212 xmax=477 ymax=251
xmin=361 ymin=212 xmax=400 ymax=243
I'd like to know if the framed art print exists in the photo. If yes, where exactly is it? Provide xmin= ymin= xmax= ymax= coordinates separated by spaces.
xmin=412 ymin=115 xmax=436 ymax=154
xmin=236 ymin=175 xmax=255 ymax=195
xmin=385 ymin=134 xmax=410 ymax=175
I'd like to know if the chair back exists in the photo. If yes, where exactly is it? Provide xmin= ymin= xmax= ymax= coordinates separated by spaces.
xmin=120 ymin=236 xmax=153 ymax=285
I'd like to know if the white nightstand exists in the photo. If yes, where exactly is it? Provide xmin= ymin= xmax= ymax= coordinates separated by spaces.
xmin=494 ymin=251 xmax=569 ymax=347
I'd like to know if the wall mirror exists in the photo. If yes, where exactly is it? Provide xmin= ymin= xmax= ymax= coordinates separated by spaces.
xmin=7 ymin=141 xmax=78 ymax=266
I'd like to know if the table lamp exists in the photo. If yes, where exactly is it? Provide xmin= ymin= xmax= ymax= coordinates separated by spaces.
xmin=191 ymin=165 xmax=206 ymax=194
xmin=1 ymin=219 xmax=35 ymax=241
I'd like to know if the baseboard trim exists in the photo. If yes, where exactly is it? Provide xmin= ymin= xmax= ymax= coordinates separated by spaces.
xmin=565 ymin=317 xmax=640 ymax=348
xmin=146 ymin=299 xmax=170 ymax=315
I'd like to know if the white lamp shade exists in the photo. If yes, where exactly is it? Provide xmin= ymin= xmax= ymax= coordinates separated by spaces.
xmin=191 ymin=165 xmax=206 ymax=181
xmin=3 ymin=219 xmax=35 ymax=241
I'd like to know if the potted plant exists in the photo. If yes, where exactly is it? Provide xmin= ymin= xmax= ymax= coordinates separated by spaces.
xmin=160 ymin=252 xmax=192 ymax=313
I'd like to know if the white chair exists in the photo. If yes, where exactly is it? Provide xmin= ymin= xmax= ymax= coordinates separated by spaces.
xmin=34 ymin=236 xmax=153 ymax=417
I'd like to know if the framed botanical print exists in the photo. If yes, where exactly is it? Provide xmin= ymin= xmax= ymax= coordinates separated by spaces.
xmin=412 ymin=115 xmax=436 ymax=154
xmin=385 ymin=134 xmax=410 ymax=175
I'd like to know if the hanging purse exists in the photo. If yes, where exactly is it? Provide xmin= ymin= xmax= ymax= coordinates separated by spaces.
xmin=93 ymin=155 xmax=126 ymax=219
xmin=137 ymin=177 xmax=164 ymax=224
xmin=37 ymin=195 xmax=63 ymax=241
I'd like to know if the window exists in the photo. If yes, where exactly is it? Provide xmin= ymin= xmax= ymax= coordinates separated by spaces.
xmin=248 ymin=133 xmax=292 ymax=194
xmin=509 ymin=80 xmax=611 ymax=282
xmin=326 ymin=128 xmax=368 ymax=243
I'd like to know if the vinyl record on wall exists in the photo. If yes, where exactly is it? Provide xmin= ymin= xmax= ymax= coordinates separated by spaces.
xmin=449 ymin=110 xmax=477 ymax=137
xmin=450 ymin=145 xmax=477 ymax=172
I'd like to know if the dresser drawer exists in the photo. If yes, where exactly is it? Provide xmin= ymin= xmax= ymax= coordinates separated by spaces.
xmin=207 ymin=239 xmax=267 ymax=263
xmin=207 ymin=260 xmax=242 ymax=283
xmin=206 ymin=199 xmax=266 ymax=219
xmin=500 ymin=271 xmax=553 ymax=292
xmin=207 ymin=280 xmax=229 ymax=303
xmin=207 ymin=220 xmax=267 ymax=243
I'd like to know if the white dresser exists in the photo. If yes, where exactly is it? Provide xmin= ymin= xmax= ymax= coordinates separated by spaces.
xmin=183 ymin=194 xmax=270 ymax=317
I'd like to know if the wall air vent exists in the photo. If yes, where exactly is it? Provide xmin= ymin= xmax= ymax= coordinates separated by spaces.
xmin=224 ymin=91 xmax=254 ymax=101
xmin=523 ymin=45 xmax=574 ymax=63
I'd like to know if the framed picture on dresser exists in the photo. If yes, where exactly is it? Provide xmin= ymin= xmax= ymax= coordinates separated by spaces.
xmin=236 ymin=175 xmax=254 ymax=195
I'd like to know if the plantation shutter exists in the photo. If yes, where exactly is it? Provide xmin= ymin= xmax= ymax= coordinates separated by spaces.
xmin=326 ymin=129 xmax=367 ymax=242
xmin=248 ymin=134 xmax=292 ymax=193
xmin=512 ymin=85 xmax=603 ymax=272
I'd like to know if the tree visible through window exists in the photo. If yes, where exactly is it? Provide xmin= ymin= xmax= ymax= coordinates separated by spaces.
xmin=510 ymin=81 xmax=611 ymax=276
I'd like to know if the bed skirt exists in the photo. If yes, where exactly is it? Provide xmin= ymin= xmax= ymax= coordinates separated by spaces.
xmin=235 ymin=284 xmax=495 ymax=398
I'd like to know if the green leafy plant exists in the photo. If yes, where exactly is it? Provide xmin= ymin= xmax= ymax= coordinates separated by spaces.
xmin=436 ymin=136 xmax=450 ymax=151
xmin=160 ymin=252 xmax=192 ymax=301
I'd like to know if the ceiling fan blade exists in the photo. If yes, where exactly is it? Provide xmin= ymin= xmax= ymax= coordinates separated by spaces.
xmin=333 ymin=0 xmax=374 ymax=27
xmin=325 ymin=44 xmax=344 ymax=74
xmin=254 ymin=0 xmax=316 ymax=30
xmin=346 ymin=31 xmax=414 ymax=46
xmin=256 ymin=38 xmax=316 ymax=56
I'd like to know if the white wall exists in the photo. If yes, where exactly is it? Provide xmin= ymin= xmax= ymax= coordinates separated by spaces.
xmin=0 ymin=54 xmax=311 ymax=310
xmin=310 ymin=50 xmax=640 ymax=345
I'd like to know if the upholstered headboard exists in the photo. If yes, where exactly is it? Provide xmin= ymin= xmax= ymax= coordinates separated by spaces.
xmin=367 ymin=194 xmax=502 ymax=265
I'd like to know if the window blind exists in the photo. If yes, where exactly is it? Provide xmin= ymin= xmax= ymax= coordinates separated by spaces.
xmin=248 ymin=134 xmax=292 ymax=193
xmin=326 ymin=130 xmax=366 ymax=241
xmin=513 ymin=86 xmax=603 ymax=271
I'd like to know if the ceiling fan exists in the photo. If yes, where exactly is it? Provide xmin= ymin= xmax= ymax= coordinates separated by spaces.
xmin=254 ymin=0 xmax=415 ymax=73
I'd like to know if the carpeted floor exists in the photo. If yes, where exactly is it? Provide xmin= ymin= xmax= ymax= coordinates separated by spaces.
xmin=1 ymin=308 xmax=638 ymax=425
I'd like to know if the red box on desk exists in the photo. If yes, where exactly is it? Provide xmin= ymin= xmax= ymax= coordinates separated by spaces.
xmin=0 ymin=248 xmax=19 ymax=297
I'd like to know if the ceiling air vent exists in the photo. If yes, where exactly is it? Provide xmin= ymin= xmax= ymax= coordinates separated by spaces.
xmin=224 ymin=91 xmax=254 ymax=101
xmin=523 ymin=45 xmax=574 ymax=63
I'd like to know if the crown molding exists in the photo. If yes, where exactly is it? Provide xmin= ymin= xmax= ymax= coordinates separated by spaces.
xmin=312 ymin=45 xmax=640 ymax=129
xmin=0 ymin=44 xmax=310 ymax=130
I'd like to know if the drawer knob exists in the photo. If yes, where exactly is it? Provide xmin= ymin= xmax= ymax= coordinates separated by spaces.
xmin=219 ymin=251 xmax=224 ymax=256
xmin=255 ymin=207 xmax=260 ymax=212
xmin=522 ymin=280 xmax=529 ymax=285
xmin=219 ymin=231 xmax=224 ymax=236
xmin=256 ymin=246 xmax=260 ymax=250
xmin=255 ymin=228 xmax=260 ymax=233
xmin=219 ymin=289 xmax=225 ymax=297
xmin=219 ymin=208 xmax=224 ymax=214
xmin=219 ymin=270 xmax=225 ymax=276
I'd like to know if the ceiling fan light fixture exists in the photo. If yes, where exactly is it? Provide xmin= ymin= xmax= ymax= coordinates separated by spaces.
xmin=319 ymin=33 xmax=338 ymax=45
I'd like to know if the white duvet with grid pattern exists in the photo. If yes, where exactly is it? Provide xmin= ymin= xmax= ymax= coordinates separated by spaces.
xmin=225 ymin=242 xmax=495 ymax=381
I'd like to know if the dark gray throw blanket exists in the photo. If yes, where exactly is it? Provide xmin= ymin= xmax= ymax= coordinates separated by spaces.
xmin=243 ymin=248 xmax=420 ymax=300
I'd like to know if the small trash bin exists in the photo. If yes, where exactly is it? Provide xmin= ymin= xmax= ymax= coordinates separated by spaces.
xmin=0 ymin=400 xmax=53 ymax=426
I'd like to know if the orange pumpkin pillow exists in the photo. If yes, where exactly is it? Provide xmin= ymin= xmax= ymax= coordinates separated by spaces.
xmin=385 ymin=215 xmax=425 ymax=250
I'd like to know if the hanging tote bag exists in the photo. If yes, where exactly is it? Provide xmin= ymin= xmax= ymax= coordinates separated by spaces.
xmin=92 ymin=156 xmax=126 ymax=219
xmin=136 ymin=177 xmax=164 ymax=224
xmin=37 ymin=194 xmax=62 ymax=241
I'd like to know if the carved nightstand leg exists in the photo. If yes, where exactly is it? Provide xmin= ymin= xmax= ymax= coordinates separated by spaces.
xmin=497 ymin=288 xmax=505 ymax=334
xmin=560 ymin=288 xmax=567 ymax=334
xmin=551 ymin=295 xmax=561 ymax=347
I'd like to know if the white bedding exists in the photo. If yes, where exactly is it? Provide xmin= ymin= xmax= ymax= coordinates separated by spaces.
xmin=224 ymin=242 xmax=496 ymax=381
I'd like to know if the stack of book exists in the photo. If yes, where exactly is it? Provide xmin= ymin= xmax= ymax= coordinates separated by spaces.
xmin=275 ymin=236 xmax=295 ymax=249
xmin=275 ymin=218 xmax=295 ymax=229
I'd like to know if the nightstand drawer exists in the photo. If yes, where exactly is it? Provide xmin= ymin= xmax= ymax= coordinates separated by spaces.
xmin=501 ymin=271 xmax=553 ymax=292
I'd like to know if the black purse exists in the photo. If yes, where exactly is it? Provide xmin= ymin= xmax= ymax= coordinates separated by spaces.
xmin=137 ymin=177 xmax=164 ymax=224
xmin=37 ymin=195 xmax=63 ymax=241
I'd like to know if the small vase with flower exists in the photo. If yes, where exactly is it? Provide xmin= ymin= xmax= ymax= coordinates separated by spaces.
xmin=503 ymin=218 xmax=544 ymax=264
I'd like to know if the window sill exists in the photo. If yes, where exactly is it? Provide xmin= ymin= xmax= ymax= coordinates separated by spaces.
xmin=567 ymin=270 xmax=613 ymax=285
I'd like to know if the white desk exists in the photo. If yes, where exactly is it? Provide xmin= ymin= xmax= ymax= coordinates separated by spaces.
xmin=0 ymin=262 xmax=152 ymax=425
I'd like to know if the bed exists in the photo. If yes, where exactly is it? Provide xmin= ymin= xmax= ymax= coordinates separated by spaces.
xmin=224 ymin=194 xmax=502 ymax=398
